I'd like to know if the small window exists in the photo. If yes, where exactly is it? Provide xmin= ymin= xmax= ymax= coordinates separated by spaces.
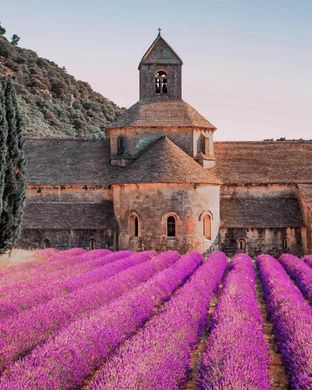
xmin=129 ymin=213 xmax=140 ymax=238
xmin=117 ymin=136 xmax=125 ymax=155
xmin=204 ymin=137 xmax=210 ymax=155
xmin=155 ymin=71 xmax=167 ymax=94
xmin=89 ymin=239 xmax=96 ymax=250
xmin=167 ymin=216 xmax=176 ymax=237
xmin=203 ymin=214 xmax=212 ymax=239
xmin=197 ymin=135 xmax=210 ymax=156
xmin=43 ymin=239 xmax=50 ymax=249
xmin=283 ymin=238 xmax=288 ymax=250
xmin=238 ymin=238 xmax=247 ymax=253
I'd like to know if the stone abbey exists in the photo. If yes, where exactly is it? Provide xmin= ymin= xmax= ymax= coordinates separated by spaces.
xmin=20 ymin=33 xmax=312 ymax=256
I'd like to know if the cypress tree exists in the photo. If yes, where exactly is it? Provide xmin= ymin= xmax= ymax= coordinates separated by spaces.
xmin=0 ymin=78 xmax=26 ymax=253
xmin=0 ymin=80 xmax=8 ymax=216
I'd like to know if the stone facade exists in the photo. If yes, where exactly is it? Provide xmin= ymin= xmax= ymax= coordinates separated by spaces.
xmin=113 ymin=183 xmax=219 ymax=253
xmin=19 ymin=33 xmax=312 ymax=256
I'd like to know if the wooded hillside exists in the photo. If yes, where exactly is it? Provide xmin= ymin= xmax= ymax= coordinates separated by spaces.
xmin=0 ymin=33 xmax=125 ymax=138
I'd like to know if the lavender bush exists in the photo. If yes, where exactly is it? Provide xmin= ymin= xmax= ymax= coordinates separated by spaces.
xmin=86 ymin=252 xmax=227 ymax=390
xmin=304 ymin=255 xmax=312 ymax=269
xmin=279 ymin=253 xmax=312 ymax=301
xmin=0 ymin=250 xmax=176 ymax=372
xmin=257 ymin=254 xmax=312 ymax=389
xmin=0 ymin=250 xmax=133 ymax=318
xmin=199 ymin=253 xmax=271 ymax=390
xmin=0 ymin=249 xmax=110 ymax=289
xmin=0 ymin=252 xmax=202 ymax=389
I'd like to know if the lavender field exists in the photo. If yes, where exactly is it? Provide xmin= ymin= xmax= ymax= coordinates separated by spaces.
xmin=0 ymin=249 xmax=311 ymax=389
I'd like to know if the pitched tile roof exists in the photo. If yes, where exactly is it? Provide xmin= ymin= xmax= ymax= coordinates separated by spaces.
xmin=111 ymin=136 xmax=221 ymax=185
xmin=24 ymin=139 xmax=312 ymax=186
xmin=22 ymin=201 xmax=116 ymax=229
xmin=213 ymin=141 xmax=312 ymax=184
xmin=25 ymin=139 xmax=117 ymax=186
xmin=220 ymin=196 xmax=304 ymax=228
xmin=108 ymin=100 xmax=216 ymax=129
xmin=297 ymin=184 xmax=312 ymax=209
xmin=139 ymin=34 xmax=183 ymax=67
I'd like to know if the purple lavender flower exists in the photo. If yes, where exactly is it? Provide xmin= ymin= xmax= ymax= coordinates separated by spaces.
xmin=257 ymin=254 xmax=312 ymax=390
xmin=0 ymin=249 xmax=110 ymax=289
xmin=199 ymin=253 xmax=271 ymax=390
xmin=85 ymin=252 xmax=227 ymax=390
xmin=0 ymin=251 xmax=177 ymax=372
xmin=0 ymin=252 xmax=202 ymax=389
xmin=0 ymin=251 xmax=132 ymax=319
xmin=279 ymin=253 xmax=312 ymax=301
xmin=304 ymin=255 xmax=312 ymax=269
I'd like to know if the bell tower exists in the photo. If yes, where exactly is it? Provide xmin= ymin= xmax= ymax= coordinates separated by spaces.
xmin=138 ymin=30 xmax=183 ymax=101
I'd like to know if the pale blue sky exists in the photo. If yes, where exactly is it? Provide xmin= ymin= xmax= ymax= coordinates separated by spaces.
xmin=1 ymin=0 xmax=311 ymax=140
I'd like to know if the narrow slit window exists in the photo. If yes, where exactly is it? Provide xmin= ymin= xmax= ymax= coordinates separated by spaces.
xmin=117 ymin=136 xmax=125 ymax=155
xmin=89 ymin=239 xmax=96 ymax=250
xmin=167 ymin=216 xmax=176 ymax=237
xmin=283 ymin=238 xmax=288 ymax=250
xmin=129 ymin=214 xmax=139 ymax=238
xmin=203 ymin=214 xmax=212 ymax=239
xmin=134 ymin=216 xmax=139 ymax=237
xmin=43 ymin=239 xmax=50 ymax=249
xmin=238 ymin=238 xmax=247 ymax=253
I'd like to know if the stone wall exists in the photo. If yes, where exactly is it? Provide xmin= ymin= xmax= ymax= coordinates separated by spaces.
xmin=20 ymin=185 xmax=117 ymax=250
xmin=19 ymin=229 xmax=116 ymax=250
xmin=109 ymin=127 xmax=195 ymax=163
xmin=113 ymin=183 xmax=220 ymax=253
xmin=139 ymin=63 xmax=181 ymax=100
xmin=219 ymin=184 xmax=305 ymax=257
xmin=296 ymin=187 xmax=312 ymax=254
xmin=219 ymin=227 xmax=304 ymax=258
xmin=27 ymin=185 xmax=113 ymax=202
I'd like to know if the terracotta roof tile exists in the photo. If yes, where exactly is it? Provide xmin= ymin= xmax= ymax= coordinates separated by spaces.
xmin=220 ymin=196 xmax=303 ymax=228
xmin=108 ymin=100 xmax=216 ymax=129
xmin=213 ymin=141 xmax=312 ymax=184
xmin=25 ymin=139 xmax=117 ymax=185
xmin=111 ymin=136 xmax=221 ymax=185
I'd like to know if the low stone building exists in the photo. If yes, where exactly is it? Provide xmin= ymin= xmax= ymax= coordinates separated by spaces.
xmin=20 ymin=33 xmax=312 ymax=256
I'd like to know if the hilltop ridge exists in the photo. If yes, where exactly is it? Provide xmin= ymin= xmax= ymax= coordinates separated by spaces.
xmin=0 ymin=34 xmax=125 ymax=138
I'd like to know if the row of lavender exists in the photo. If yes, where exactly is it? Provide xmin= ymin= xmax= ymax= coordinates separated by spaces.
xmin=0 ymin=251 xmax=179 ymax=372
xmin=258 ymin=254 xmax=312 ymax=389
xmin=85 ymin=252 xmax=312 ymax=389
xmin=0 ymin=251 xmax=202 ymax=388
xmin=0 ymin=250 xmax=137 ymax=318
xmin=0 ymin=248 xmax=312 ymax=388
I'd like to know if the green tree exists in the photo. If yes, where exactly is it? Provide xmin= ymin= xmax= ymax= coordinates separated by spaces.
xmin=11 ymin=34 xmax=20 ymax=46
xmin=0 ymin=81 xmax=8 ymax=217
xmin=0 ymin=78 xmax=26 ymax=253
xmin=0 ymin=22 xmax=6 ymax=36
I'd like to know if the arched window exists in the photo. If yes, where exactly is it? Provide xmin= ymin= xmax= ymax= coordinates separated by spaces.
xmin=43 ymin=239 xmax=50 ymax=249
xmin=283 ymin=238 xmax=288 ymax=250
xmin=155 ymin=71 xmax=167 ymax=94
xmin=238 ymin=238 xmax=247 ymax=253
xmin=167 ymin=215 xmax=176 ymax=237
xmin=117 ymin=135 xmax=125 ymax=155
xmin=203 ymin=214 xmax=212 ymax=239
xmin=89 ymin=239 xmax=96 ymax=250
xmin=129 ymin=213 xmax=140 ymax=238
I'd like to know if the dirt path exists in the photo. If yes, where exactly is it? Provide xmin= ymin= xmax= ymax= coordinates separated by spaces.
xmin=182 ymin=276 xmax=225 ymax=389
xmin=255 ymin=268 xmax=289 ymax=390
